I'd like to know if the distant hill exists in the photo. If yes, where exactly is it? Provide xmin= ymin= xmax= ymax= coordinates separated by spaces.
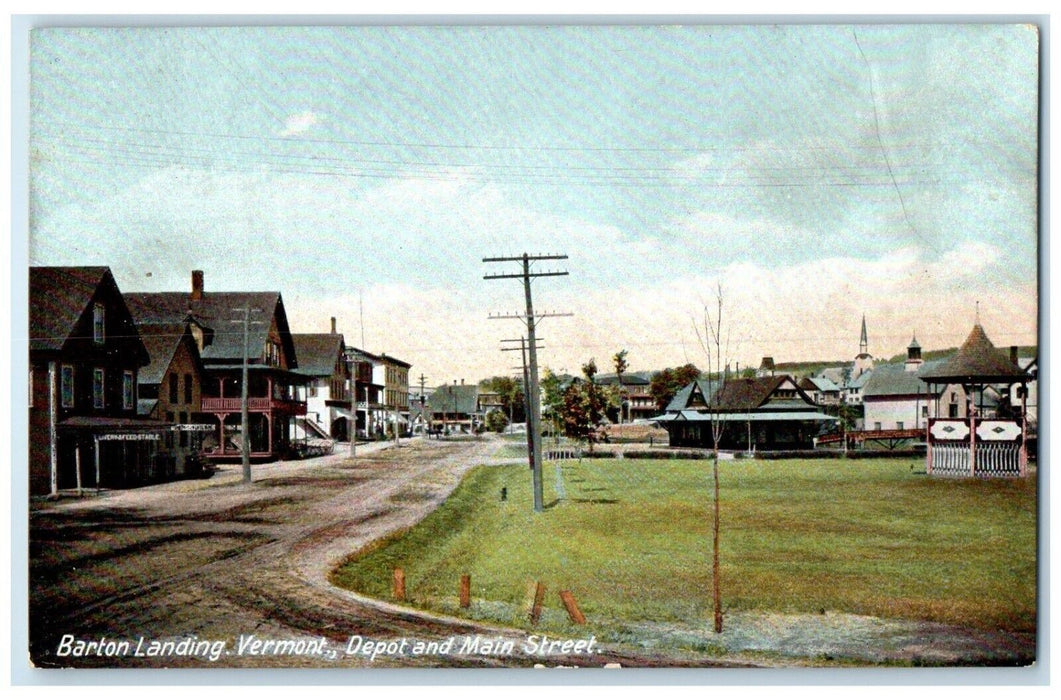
xmin=883 ymin=345 xmax=1037 ymax=365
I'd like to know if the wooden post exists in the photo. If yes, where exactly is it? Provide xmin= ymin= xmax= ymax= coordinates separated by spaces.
xmin=1020 ymin=387 xmax=1028 ymax=476
xmin=48 ymin=362 xmax=59 ymax=497
xmin=392 ymin=567 xmax=406 ymax=601
xmin=529 ymin=581 xmax=546 ymax=624
xmin=94 ymin=437 xmax=101 ymax=494
xmin=75 ymin=445 xmax=83 ymax=497
xmin=558 ymin=590 xmax=586 ymax=625
xmin=459 ymin=574 xmax=471 ymax=608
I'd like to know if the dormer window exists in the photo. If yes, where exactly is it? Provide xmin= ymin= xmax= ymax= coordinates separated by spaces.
xmin=93 ymin=303 xmax=105 ymax=344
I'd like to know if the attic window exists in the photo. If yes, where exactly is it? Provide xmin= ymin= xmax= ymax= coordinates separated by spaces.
xmin=93 ymin=303 xmax=105 ymax=344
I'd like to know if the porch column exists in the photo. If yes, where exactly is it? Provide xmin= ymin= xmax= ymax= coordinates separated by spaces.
xmin=968 ymin=393 xmax=976 ymax=478
xmin=925 ymin=382 xmax=933 ymax=475
xmin=48 ymin=361 xmax=58 ymax=497
xmin=1020 ymin=384 xmax=1028 ymax=476
xmin=267 ymin=414 xmax=273 ymax=456
xmin=94 ymin=436 xmax=101 ymax=493
xmin=217 ymin=413 xmax=228 ymax=455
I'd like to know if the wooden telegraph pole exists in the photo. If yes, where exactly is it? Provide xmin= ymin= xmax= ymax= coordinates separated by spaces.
xmin=230 ymin=307 xmax=262 ymax=484
xmin=502 ymin=337 xmax=542 ymax=476
xmin=484 ymin=253 xmax=570 ymax=513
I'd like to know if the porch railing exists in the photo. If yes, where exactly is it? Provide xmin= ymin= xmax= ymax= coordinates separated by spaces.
xmin=201 ymin=396 xmax=306 ymax=415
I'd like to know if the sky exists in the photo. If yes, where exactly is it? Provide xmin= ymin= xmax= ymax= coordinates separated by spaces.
xmin=25 ymin=22 xmax=1041 ymax=385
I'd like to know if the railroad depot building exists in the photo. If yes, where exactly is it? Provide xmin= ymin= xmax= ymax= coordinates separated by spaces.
xmin=655 ymin=375 xmax=838 ymax=451
xmin=29 ymin=266 xmax=158 ymax=495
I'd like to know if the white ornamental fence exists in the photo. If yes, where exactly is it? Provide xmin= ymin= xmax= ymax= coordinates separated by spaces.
xmin=927 ymin=418 xmax=1025 ymax=478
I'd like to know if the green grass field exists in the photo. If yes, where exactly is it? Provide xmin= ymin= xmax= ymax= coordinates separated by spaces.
xmin=331 ymin=458 xmax=1037 ymax=637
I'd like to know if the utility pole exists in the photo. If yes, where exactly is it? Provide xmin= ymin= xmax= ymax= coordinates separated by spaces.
xmin=417 ymin=373 xmax=427 ymax=436
xmin=230 ymin=308 xmax=261 ymax=484
xmin=348 ymin=350 xmax=358 ymax=458
xmin=485 ymin=253 xmax=570 ymax=513
xmin=502 ymin=336 xmax=543 ymax=475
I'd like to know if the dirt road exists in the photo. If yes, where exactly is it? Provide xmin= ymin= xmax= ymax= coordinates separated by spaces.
xmin=28 ymin=436 xmax=721 ymax=670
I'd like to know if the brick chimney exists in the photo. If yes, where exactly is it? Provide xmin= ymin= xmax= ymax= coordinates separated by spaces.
xmin=191 ymin=270 xmax=204 ymax=301
xmin=1011 ymin=345 xmax=1019 ymax=366
xmin=331 ymin=317 xmax=337 ymax=334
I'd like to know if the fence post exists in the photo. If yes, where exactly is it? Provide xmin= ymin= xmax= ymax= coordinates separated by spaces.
xmin=459 ymin=574 xmax=471 ymax=608
xmin=393 ymin=567 xmax=406 ymax=602
xmin=558 ymin=590 xmax=586 ymax=625
xmin=529 ymin=581 xmax=546 ymax=624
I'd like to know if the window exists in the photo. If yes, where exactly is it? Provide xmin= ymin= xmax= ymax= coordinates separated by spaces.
xmin=873 ymin=422 xmax=882 ymax=431
xmin=170 ymin=374 xmax=179 ymax=403
xmin=61 ymin=365 xmax=74 ymax=408
xmin=921 ymin=406 xmax=929 ymax=417
xmin=93 ymin=368 xmax=105 ymax=409
xmin=896 ymin=421 xmax=904 ymax=431
xmin=184 ymin=373 xmax=193 ymax=404
xmin=93 ymin=303 xmax=105 ymax=344
xmin=123 ymin=371 xmax=134 ymax=410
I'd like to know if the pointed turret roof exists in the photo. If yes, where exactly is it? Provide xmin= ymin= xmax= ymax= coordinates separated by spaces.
xmin=919 ymin=324 xmax=1029 ymax=384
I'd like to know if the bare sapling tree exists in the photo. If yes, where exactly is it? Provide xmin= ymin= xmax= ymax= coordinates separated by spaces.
xmin=694 ymin=282 xmax=729 ymax=634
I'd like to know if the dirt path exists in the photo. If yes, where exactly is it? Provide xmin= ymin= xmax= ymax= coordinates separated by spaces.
xmin=27 ymin=437 xmax=1033 ymax=670
xmin=28 ymin=437 xmax=713 ymax=669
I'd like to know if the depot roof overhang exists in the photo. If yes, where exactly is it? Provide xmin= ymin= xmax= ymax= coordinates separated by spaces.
xmin=653 ymin=410 xmax=838 ymax=423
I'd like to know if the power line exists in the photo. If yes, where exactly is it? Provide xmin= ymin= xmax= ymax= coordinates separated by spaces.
xmin=34 ymin=117 xmax=1020 ymax=157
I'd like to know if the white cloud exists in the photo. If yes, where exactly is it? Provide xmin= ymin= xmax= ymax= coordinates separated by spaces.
xmin=279 ymin=111 xmax=322 ymax=137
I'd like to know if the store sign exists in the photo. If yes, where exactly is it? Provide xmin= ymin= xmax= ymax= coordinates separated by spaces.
xmin=97 ymin=433 xmax=161 ymax=441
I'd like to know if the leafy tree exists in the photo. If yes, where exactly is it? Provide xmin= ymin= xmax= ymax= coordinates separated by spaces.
xmin=480 ymin=375 xmax=526 ymax=424
xmin=540 ymin=368 xmax=565 ymax=441
xmin=649 ymin=363 xmax=702 ymax=410
xmin=613 ymin=349 xmax=629 ymax=423
xmin=484 ymin=409 xmax=509 ymax=433
xmin=560 ymin=361 xmax=609 ymax=452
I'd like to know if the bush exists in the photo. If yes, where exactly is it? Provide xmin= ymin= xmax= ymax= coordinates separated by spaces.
xmin=484 ymin=410 xmax=508 ymax=433
xmin=624 ymin=449 xmax=711 ymax=460
xmin=580 ymin=450 xmax=618 ymax=459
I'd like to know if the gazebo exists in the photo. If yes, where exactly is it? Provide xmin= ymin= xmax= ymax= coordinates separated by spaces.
xmin=919 ymin=323 xmax=1031 ymax=477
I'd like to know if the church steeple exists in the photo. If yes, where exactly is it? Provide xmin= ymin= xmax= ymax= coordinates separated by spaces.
xmin=854 ymin=313 xmax=874 ymax=377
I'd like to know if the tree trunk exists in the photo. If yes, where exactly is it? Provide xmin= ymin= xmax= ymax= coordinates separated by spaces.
xmin=713 ymin=451 xmax=722 ymax=633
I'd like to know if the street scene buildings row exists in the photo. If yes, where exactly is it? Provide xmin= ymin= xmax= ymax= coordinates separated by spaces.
xmin=28 ymin=267 xmax=412 ymax=496
xmin=28 ymin=266 xmax=1038 ymax=495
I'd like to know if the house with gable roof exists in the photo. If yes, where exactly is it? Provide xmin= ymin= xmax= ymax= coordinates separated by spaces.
xmin=124 ymin=270 xmax=307 ymax=462
xmin=655 ymin=375 xmax=837 ymax=451
xmin=861 ymin=336 xmax=969 ymax=433
xmin=292 ymin=317 xmax=352 ymax=441
xmin=134 ymin=316 xmax=212 ymax=477
xmin=29 ymin=266 xmax=157 ymax=495
xmin=429 ymin=381 xmax=482 ymax=434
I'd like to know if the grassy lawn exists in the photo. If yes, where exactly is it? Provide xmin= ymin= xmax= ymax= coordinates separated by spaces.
xmin=331 ymin=458 xmax=1037 ymax=638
